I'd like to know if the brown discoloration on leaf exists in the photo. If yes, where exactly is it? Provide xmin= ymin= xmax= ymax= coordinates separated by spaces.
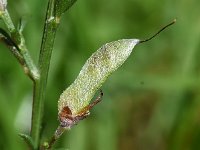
xmin=58 ymin=90 xmax=103 ymax=128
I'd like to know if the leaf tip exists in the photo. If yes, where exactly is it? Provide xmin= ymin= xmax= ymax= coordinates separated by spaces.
xmin=139 ymin=19 xmax=176 ymax=44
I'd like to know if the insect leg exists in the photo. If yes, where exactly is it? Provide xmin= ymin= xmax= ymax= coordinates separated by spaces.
xmin=75 ymin=89 xmax=103 ymax=118
xmin=88 ymin=89 xmax=103 ymax=109
xmin=64 ymin=90 xmax=103 ymax=126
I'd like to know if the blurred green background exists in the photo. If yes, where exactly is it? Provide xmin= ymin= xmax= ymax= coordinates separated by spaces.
xmin=1 ymin=0 xmax=200 ymax=149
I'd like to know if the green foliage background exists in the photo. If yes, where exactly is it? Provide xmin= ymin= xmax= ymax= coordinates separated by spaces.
xmin=0 ymin=0 xmax=200 ymax=149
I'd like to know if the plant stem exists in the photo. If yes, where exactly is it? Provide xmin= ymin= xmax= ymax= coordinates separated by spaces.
xmin=0 ymin=9 xmax=39 ymax=81
xmin=43 ymin=126 xmax=68 ymax=149
xmin=31 ymin=0 xmax=78 ymax=148
xmin=1 ymin=0 xmax=78 ymax=149
xmin=31 ymin=0 xmax=76 ymax=149
xmin=0 ymin=9 xmax=15 ymax=32
xmin=31 ymin=0 xmax=59 ymax=148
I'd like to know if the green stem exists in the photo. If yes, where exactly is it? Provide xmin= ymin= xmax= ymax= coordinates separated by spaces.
xmin=0 ymin=28 xmax=25 ymax=65
xmin=43 ymin=126 xmax=68 ymax=149
xmin=0 ymin=9 xmax=39 ymax=81
xmin=31 ymin=0 xmax=76 ymax=149
xmin=31 ymin=0 xmax=78 ymax=148
xmin=1 ymin=9 xmax=15 ymax=32
xmin=31 ymin=0 xmax=59 ymax=148
xmin=1 ymin=0 xmax=77 ymax=149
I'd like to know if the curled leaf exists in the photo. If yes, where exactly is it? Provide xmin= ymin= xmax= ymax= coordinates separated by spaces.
xmin=58 ymin=19 xmax=176 ymax=127
xmin=58 ymin=39 xmax=140 ymax=115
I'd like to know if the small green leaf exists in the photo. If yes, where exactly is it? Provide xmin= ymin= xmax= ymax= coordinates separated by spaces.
xmin=19 ymin=133 xmax=35 ymax=149
xmin=54 ymin=0 xmax=77 ymax=17
xmin=17 ymin=18 xmax=27 ymax=33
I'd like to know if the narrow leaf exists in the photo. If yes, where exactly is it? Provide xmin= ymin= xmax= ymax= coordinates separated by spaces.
xmin=54 ymin=0 xmax=77 ymax=17
xmin=19 ymin=133 xmax=35 ymax=149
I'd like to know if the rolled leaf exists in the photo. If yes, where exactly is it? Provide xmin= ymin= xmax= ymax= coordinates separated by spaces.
xmin=58 ymin=39 xmax=140 ymax=114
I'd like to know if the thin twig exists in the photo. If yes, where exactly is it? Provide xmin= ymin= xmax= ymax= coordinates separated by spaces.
xmin=48 ymin=126 xmax=67 ymax=149
xmin=31 ymin=0 xmax=59 ymax=148
xmin=0 ymin=28 xmax=28 ymax=71
xmin=0 ymin=9 xmax=39 ymax=81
